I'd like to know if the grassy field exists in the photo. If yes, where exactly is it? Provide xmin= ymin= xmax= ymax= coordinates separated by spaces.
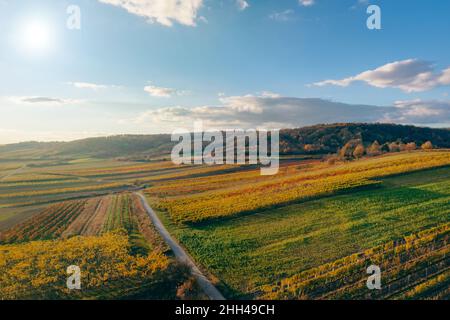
xmin=149 ymin=153 xmax=450 ymax=299
xmin=262 ymin=223 xmax=449 ymax=299
xmin=0 ymin=150 xmax=448 ymax=300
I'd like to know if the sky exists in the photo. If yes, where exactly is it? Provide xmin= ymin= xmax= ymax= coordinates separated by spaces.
xmin=0 ymin=0 xmax=449 ymax=144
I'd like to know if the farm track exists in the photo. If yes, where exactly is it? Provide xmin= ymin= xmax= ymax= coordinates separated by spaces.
xmin=136 ymin=192 xmax=225 ymax=300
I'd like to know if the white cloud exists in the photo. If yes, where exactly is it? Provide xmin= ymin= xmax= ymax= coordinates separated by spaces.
xmin=7 ymin=96 xmax=82 ymax=106
xmin=236 ymin=0 xmax=249 ymax=11
xmin=350 ymin=0 xmax=369 ymax=10
xmin=269 ymin=10 xmax=294 ymax=22
xmin=144 ymin=85 xmax=185 ymax=98
xmin=198 ymin=16 xmax=208 ymax=24
xmin=299 ymin=0 xmax=315 ymax=7
xmin=313 ymin=59 xmax=450 ymax=93
xmin=219 ymin=95 xmax=265 ymax=113
xmin=129 ymin=94 xmax=450 ymax=131
xmin=260 ymin=91 xmax=282 ymax=98
xmin=382 ymin=99 xmax=450 ymax=124
xmin=97 ymin=0 xmax=204 ymax=27
xmin=68 ymin=82 xmax=112 ymax=90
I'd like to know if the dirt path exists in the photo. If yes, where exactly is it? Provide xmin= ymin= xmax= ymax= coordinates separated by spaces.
xmin=135 ymin=192 xmax=225 ymax=301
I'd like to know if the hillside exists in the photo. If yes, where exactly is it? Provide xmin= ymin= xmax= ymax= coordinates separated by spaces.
xmin=0 ymin=123 xmax=449 ymax=160
xmin=279 ymin=123 xmax=450 ymax=154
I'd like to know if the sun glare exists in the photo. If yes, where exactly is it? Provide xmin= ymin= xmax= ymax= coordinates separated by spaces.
xmin=20 ymin=19 xmax=52 ymax=54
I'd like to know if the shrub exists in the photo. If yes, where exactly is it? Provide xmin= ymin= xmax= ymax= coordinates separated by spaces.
xmin=421 ymin=141 xmax=433 ymax=150
xmin=367 ymin=141 xmax=381 ymax=156
xmin=388 ymin=142 xmax=401 ymax=152
xmin=353 ymin=144 xmax=365 ymax=159
xmin=405 ymin=142 xmax=417 ymax=151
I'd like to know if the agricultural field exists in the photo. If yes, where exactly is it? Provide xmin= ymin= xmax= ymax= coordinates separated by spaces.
xmin=0 ymin=158 xmax=241 ymax=228
xmin=147 ymin=151 xmax=450 ymax=299
xmin=0 ymin=232 xmax=185 ymax=300
xmin=0 ymin=149 xmax=449 ymax=300
xmin=261 ymin=223 xmax=450 ymax=300
xmin=0 ymin=192 xmax=194 ymax=299
xmin=150 ymin=151 xmax=450 ymax=223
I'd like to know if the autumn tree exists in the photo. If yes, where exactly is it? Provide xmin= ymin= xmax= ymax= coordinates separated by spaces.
xmin=381 ymin=143 xmax=390 ymax=153
xmin=421 ymin=141 xmax=433 ymax=150
xmin=405 ymin=142 xmax=417 ymax=151
xmin=339 ymin=139 xmax=361 ymax=159
xmin=303 ymin=144 xmax=320 ymax=152
xmin=367 ymin=141 xmax=381 ymax=156
xmin=353 ymin=144 xmax=365 ymax=159
xmin=388 ymin=142 xmax=400 ymax=153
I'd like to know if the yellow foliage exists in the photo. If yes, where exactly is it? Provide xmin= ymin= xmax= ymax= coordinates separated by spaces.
xmin=157 ymin=151 xmax=450 ymax=223
xmin=0 ymin=232 xmax=170 ymax=300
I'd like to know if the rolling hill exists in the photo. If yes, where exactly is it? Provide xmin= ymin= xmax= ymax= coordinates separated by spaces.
xmin=0 ymin=123 xmax=449 ymax=160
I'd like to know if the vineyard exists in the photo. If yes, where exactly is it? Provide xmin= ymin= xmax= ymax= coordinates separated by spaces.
xmin=0 ymin=182 xmax=129 ymax=200
xmin=260 ymin=223 xmax=450 ymax=300
xmin=154 ymin=151 xmax=450 ymax=223
xmin=156 ymin=157 xmax=450 ymax=299
xmin=0 ymin=158 xmax=243 ymax=225
xmin=0 ymin=193 xmax=167 ymax=251
xmin=0 ymin=192 xmax=194 ymax=299
xmin=0 ymin=200 xmax=89 ymax=242
xmin=0 ymin=232 xmax=188 ymax=300
xmin=101 ymin=193 xmax=168 ymax=254
xmin=145 ymin=160 xmax=318 ymax=197
xmin=0 ymin=149 xmax=449 ymax=300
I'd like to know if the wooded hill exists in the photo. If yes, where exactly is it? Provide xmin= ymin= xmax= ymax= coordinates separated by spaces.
xmin=1 ymin=123 xmax=449 ymax=160
xmin=279 ymin=123 xmax=450 ymax=155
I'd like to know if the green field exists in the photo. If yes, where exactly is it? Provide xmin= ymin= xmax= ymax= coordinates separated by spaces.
xmin=0 ymin=150 xmax=449 ymax=300
xmin=156 ymin=166 xmax=450 ymax=298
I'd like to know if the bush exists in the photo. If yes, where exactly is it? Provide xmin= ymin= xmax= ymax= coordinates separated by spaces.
xmin=421 ymin=141 xmax=433 ymax=150
xmin=327 ymin=156 xmax=339 ymax=165
xmin=367 ymin=141 xmax=381 ymax=156
xmin=176 ymin=276 xmax=206 ymax=300
xmin=353 ymin=144 xmax=365 ymax=159
xmin=405 ymin=142 xmax=417 ymax=151
xmin=388 ymin=142 xmax=401 ymax=152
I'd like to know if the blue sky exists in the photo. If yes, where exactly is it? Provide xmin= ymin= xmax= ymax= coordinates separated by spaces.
xmin=0 ymin=0 xmax=449 ymax=143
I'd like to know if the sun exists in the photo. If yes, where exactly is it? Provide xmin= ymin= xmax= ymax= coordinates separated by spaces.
xmin=20 ymin=19 xmax=52 ymax=53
